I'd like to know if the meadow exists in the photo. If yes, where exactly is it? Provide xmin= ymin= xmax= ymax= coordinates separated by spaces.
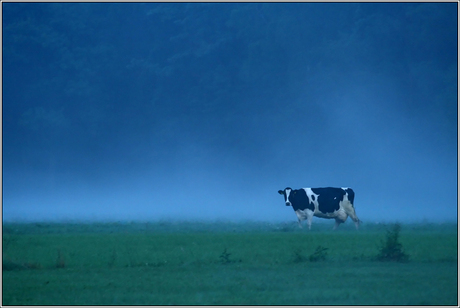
xmin=2 ymin=220 xmax=458 ymax=305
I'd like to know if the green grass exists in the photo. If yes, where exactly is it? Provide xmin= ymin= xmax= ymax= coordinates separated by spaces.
xmin=2 ymin=221 xmax=458 ymax=305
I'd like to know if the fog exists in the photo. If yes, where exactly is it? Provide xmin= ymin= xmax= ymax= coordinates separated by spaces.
xmin=2 ymin=3 xmax=457 ymax=224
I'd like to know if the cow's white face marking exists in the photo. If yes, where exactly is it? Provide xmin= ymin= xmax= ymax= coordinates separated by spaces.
xmin=285 ymin=188 xmax=292 ymax=206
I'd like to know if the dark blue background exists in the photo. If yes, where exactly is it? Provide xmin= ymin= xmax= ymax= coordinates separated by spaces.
xmin=2 ymin=3 xmax=457 ymax=222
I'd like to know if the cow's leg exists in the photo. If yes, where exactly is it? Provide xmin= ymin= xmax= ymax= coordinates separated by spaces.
xmin=333 ymin=211 xmax=347 ymax=230
xmin=348 ymin=212 xmax=360 ymax=229
xmin=295 ymin=211 xmax=304 ymax=229
xmin=306 ymin=212 xmax=313 ymax=230
xmin=333 ymin=219 xmax=341 ymax=230
xmin=347 ymin=211 xmax=361 ymax=230
xmin=297 ymin=218 xmax=303 ymax=228
xmin=353 ymin=218 xmax=361 ymax=230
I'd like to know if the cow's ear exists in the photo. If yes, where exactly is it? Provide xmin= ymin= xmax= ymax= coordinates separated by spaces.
xmin=278 ymin=190 xmax=284 ymax=195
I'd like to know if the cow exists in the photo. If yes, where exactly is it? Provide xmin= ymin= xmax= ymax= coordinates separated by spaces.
xmin=278 ymin=187 xmax=361 ymax=230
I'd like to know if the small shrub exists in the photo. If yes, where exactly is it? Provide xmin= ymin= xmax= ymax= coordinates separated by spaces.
xmin=3 ymin=235 xmax=16 ymax=251
xmin=219 ymin=248 xmax=232 ymax=264
xmin=219 ymin=248 xmax=241 ymax=264
xmin=3 ymin=260 xmax=42 ymax=271
xmin=292 ymin=246 xmax=328 ymax=263
xmin=376 ymin=223 xmax=409 ymax=262
xmin=126 ymin=260 xmax=166 ymax=268
xmin=108 ymin=249 xmax=117 ymax=268
xmin=292 ymin=248 xmax=307 ymax=263
xmin=352 ymin=253 xmax=371 ymax=261
xmin=3 ymin=259 xmax=25 ymax=271
xmin=56 ymin=249 xmax=66 ymax=268
xmin=309 ymin=246 xmax=328 ymax=262
xmin=24 ymin=262 xmax=42 ymax=269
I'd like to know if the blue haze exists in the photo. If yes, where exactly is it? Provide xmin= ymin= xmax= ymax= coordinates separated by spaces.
xmin=2 ymin=3 xmax=457 ymax=223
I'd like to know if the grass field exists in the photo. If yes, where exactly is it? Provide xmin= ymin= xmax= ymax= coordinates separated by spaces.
xmin=2 ymin=220 xmax=458 ymax=305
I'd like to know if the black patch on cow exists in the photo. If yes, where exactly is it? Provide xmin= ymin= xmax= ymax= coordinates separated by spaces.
xmin=286 ymin=189 xmax=314 ymax=212
xmin=311 ymin=195 xmax=316 ymax=201
xmin=311 ymin=187 xmax=346 ymax=213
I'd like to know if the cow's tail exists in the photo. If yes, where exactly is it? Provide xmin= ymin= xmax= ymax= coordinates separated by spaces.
xmin=346 ymin=188 xmax=355 ymax=204
xmin=344 ymin=188 xmax=360 ymax=229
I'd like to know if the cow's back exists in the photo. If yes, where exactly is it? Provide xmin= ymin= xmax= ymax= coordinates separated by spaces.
xmin=310 ymin=187 xmax=347 ymax=214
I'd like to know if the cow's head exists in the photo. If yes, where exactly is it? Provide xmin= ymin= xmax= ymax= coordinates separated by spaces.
xmin=278 ymin=187 xmax=293 ymax=206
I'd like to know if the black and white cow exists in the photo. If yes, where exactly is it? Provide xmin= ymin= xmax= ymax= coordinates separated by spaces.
xmin=278 ymin=187 xmax=360 ymax=230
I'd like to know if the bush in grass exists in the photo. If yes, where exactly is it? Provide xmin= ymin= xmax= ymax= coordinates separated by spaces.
xmin=376 ymin=223 xmax=409 ymax=262
xmin=3 ymin=259 xmax=25 ymax=271
xmin=292 ymin=248 xmax=307 ymax=263
xmin=126 ymin=261 xmax=166 ymax=268
xmin=24 ymin=262 xmax=42 ymax=269
xmin=108 ymin=248 xmax=117 ymax=268
xmin=292 ymin=246 xmax=328 ymax=263
xmin=3 ymin=259 xmax=42 ymax=271
xmin=219 ymin=248 xmax=232 ymax=264
xmin=56 ymin=249 xmax=66 ymax=268
xmin=309 ymin=246 xmax=328 ymax=262
xmin=219 ymin=248 xmax=241 ymax=264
